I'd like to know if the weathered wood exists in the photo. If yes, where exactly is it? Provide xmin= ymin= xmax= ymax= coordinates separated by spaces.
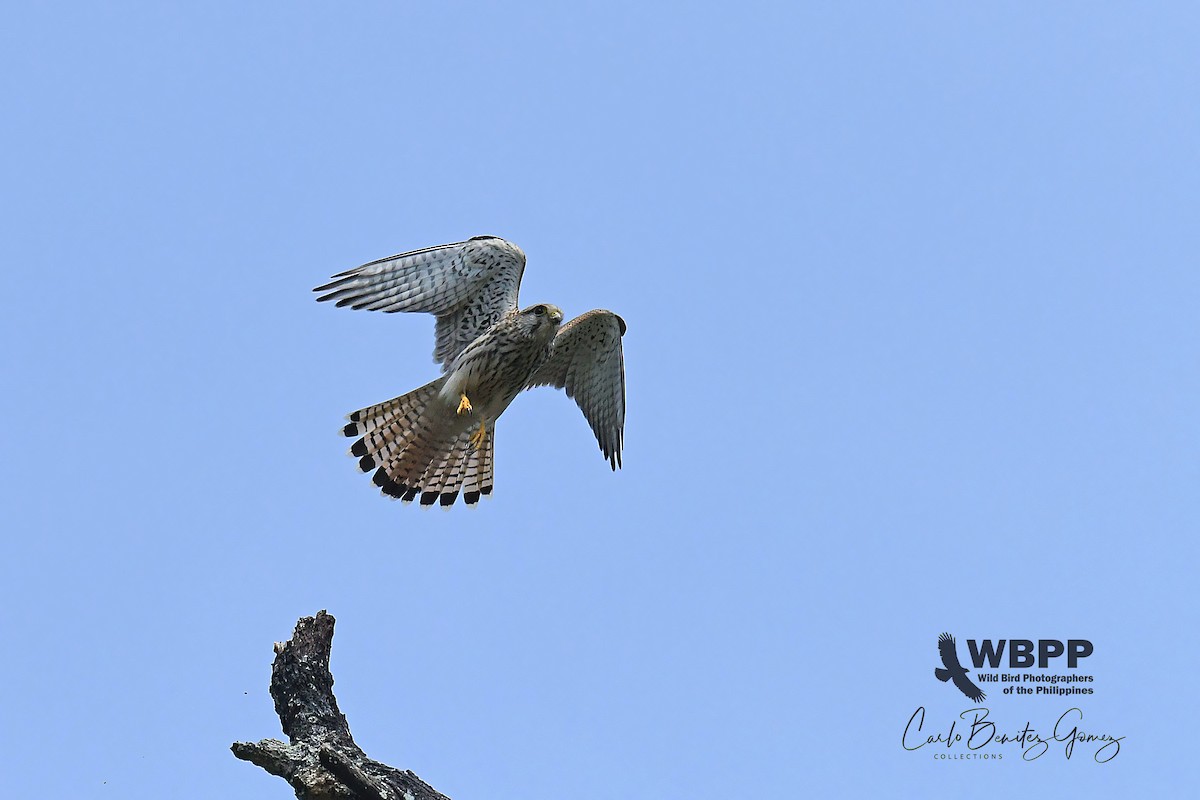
xmin=232 ymin=611 xmax=452 ymax=800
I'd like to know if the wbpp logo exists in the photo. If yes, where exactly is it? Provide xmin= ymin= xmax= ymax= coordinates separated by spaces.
xmin=969 ymin=638 xmax=1094 ymax=669
xmin=935 ymin=633 xmax=1094 ymax=701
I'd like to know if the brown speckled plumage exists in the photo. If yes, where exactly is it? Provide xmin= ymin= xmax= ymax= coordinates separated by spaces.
xmin=315 ymin=236 xmax=626 ymax=507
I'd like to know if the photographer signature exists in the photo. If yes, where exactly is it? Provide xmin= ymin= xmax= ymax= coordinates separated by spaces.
xmin=902 ymin=706 xmax=1122 ymax=762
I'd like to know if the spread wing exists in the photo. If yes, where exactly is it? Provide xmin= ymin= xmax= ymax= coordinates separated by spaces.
xmin=952 ymin=672 xmax=986 ymax=704
xmin=938 ymin=633 xmax=985 ymax=702
xmin=314 ymin=236 xmax=526 ymax=370
xmin=527 ymin=310 xmax=626 ymax=469
xmin=937 ymin=633 xmax=962 ymax=670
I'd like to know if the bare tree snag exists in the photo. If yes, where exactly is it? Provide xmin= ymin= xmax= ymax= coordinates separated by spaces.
xmin=232 ymin=611 xmax=451 ymax=800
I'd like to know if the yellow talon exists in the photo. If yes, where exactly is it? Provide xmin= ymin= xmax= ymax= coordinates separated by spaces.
xmin=457 ymin=393 xmax=472 ymax=415
xmin=470 ymin=421 xmax=488 ymax=451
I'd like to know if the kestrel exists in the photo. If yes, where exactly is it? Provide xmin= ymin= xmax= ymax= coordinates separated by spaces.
xmin=314 ymin=236 xmax=626 ymax=507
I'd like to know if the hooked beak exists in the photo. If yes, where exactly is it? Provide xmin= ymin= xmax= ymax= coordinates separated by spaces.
xmin=550 ymin=309 xmax=563 ymax=324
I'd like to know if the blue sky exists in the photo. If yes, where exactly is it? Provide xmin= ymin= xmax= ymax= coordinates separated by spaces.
xmin=2 ymin=2 xmax=1196 ymax=797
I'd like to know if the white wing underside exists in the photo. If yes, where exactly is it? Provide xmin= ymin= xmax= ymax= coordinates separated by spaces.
xmin=314 ymin=236 xmax=526 ymax=370
xmin=527 ymin=309 xmax=627 ymax=469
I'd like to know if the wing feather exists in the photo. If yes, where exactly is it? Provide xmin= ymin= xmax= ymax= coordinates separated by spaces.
xmin=952 ymin=673 xmax=987 ymax=703
xmin=527 ymin=309 xmax=626 ymax=469
xmin=314 ymin=236 xmax=525 ymax=369
xmin=937 ymin=632 xmax=962 ymax=670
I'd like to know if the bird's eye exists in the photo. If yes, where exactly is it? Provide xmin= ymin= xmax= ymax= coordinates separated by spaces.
xmin=533 ymin=305 xmax=545 ymax=316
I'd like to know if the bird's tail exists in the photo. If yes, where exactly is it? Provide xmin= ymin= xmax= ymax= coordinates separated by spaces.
xmin=934 ymin=668 xmax=951 ymax=682
xmin=342 ymin=377 xmax=495 ymax=507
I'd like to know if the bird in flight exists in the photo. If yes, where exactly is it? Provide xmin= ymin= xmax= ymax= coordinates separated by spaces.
xmin=935 ymin=632 xmax=986 ymax=703
xmin=314 ymin=236 xmax=626 ymax=507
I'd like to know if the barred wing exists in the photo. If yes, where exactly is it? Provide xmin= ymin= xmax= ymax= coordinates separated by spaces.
xmin=527 ymin=310 xmax=627 ymax=469
xmin=314 ymin=236 xmax=525 ymax=369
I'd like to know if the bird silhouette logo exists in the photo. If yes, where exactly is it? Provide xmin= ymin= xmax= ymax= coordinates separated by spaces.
xmin=935 ymin=632 xmax=986 ymax=703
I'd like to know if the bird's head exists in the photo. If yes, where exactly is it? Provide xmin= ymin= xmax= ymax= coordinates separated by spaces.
xmin=519 ymin=303 xmax=564 ymax=333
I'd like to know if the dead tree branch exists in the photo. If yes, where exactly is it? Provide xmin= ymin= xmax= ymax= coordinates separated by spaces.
xmin=232 ymin=611 xmax=452 ymax=800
